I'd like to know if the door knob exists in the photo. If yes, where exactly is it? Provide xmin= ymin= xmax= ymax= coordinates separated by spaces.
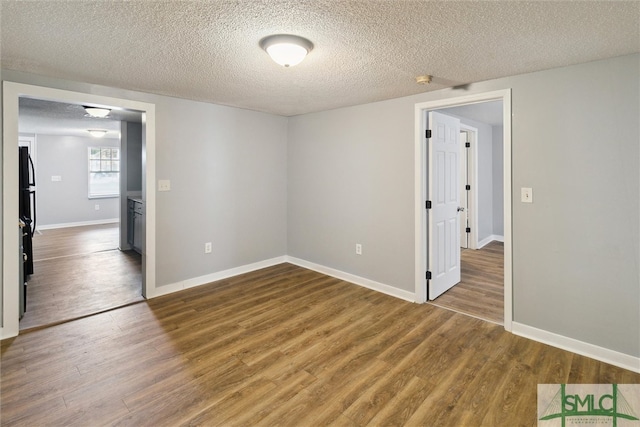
xmin=457 ymin=207 xmax=465 ymax=212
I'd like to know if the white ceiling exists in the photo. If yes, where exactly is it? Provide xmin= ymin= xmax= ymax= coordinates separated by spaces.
xmin=18 ymin=98 xmax=141 ymax=139
xmin=440 ymin=101 xmax=504 ymax=127
xmin=2 ymin=1 xmax=639 ymax=118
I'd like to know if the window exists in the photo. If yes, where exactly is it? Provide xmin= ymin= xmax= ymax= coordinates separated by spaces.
xmin=88 ymin=147 xmax=120 ymax=198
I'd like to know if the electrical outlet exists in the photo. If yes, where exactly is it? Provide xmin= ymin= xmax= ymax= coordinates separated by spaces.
xmin=94 ymin=204 xmax=100 ymax=210
xmin=521 ymin=187 xmax=533 ymax=203
xmin=355 ymin=243 xmax=362 ymax=255
xmin=205 ymin=242 xmax=212 ymax=254
xmin=158 ymin=180 xmax=171 ymax=192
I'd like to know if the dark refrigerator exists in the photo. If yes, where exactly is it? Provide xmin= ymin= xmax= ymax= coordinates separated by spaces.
xmin=19 ymin=146 xmax=36 ymax=317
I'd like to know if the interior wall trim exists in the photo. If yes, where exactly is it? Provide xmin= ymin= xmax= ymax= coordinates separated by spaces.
xmin=285 ymin=256 xmax=416 ymax=303
xmin=150 ymin=256 xmax=288 ymax=298
xmin=512 ymin=322 xmax=640 ymax=374
xmin=37 ymin=218 xmax=119 ymax=231
xmin=478 ymin=234 xmax=504 ymax=248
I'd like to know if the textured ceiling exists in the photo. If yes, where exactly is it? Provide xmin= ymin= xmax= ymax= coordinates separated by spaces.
xmin=1 ymin=1 xmax=639 ymax=117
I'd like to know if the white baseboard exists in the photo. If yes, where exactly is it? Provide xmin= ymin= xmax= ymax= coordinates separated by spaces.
xmin=478 ymin=234 xmax=504 ymax=248
xmin=149 ymin=256 xmax=287 ymax=298
xmin=151 ymin=255 xmax=415 ymax=303
xmin=285 ymin=256 xmax=416 ymax=303
xmin=512 ymin=322 xmax=640 ymax=374
xmin=142 ymin=254 xmax=640 ymax=375
xmin=37 ymin=218 xmax=119 ymax=231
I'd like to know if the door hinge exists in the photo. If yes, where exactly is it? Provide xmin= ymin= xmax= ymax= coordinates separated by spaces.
xmin=426 ymin=129 xmax=432 ymax=139
xmin=465 ymin=142 xmax=470 ymax=148
xmin=466 ymin=227 xmax=471 ymax=233
xmin=465 ymin=184 xmax=471 ymax=191
xmin=425 ymin=200 xmax=432 ymax=209
xmin=426 ymin=271 xmax=432 ymax=280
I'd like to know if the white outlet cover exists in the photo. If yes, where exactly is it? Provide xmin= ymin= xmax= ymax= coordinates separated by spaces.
xmin=158 ymin=179 xmax=171 ymax=192
xmin=521 ymin=187 xmax=533 ymax=203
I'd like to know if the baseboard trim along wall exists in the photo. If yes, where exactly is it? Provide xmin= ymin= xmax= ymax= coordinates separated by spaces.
xmin=149 ymin=255 xmax=639 ymax=374
xmin=285 ymin=256 xmax=416 ymax=303
xmin=153 ymin=255 xmax=415 ymax=303
xmin=478 ymin=234 xmax=504 ymax=248
xmin=512 ymin=322 xmax=640 ymax=374
xmin=150 ymin=256 xmax=288 ymax=298
xmin=37 ymin=218 xmax=119 ymax=230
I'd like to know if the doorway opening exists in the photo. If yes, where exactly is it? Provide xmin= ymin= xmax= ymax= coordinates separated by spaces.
xmin=2 ymin=82 xmax=157 ymax=339
xmin=16 ymin=98 xmax=145 ymax=330
xmin=414 ymin=89 xmax=512 ymax=331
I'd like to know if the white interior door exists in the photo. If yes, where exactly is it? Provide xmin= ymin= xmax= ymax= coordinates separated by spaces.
xmin=428 ymin=111 xmax=461 ymax=300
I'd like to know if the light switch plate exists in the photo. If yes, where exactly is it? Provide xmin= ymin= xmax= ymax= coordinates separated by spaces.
xmin=158 ymin=180 xmax=171 ymax=192
xmin=521 ymin=187 xmax=533 ymax=203
xmin=51 ymin=175 xmax=62 ymax=182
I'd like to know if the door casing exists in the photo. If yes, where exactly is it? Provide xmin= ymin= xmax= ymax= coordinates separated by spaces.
xmin=459 ymin=125 xmax=478 ymax=250
xmin=2 ymin=82 xmax=157 ymax=339
xmin=414 ymin=89 xmax=512 ymax=331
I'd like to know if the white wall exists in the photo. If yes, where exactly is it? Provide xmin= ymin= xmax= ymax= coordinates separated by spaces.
xmin=34 ymin=134 xmax=120 ymax=227
xmin=288 ymin=54 xmax=639 ymax=358
xmin=288 ymin=96 xmax=415 ymax=290
xmin=153 ymin=96 xmax=288 ymax=285
xmin=2 ymin=55 xmax=638 ymax=362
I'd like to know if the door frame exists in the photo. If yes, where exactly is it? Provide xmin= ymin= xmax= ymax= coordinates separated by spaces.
xmin=459 ymin=124 xmax=478 ymax=250
xmin=414 ymin=89 xmax=512 ymax=331
xmin=2 ymin=81 xmax=157 ymax=339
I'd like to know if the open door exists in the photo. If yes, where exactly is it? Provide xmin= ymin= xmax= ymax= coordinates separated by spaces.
xmin=428 ymin=111 xmax=461 ymax=300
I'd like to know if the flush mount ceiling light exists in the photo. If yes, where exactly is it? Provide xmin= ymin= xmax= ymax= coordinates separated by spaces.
xmin=84 ymin=106 xmax=111 ymax=118
xmin=88 ymin=129 xmax=108 ymax=138
xmin=415 ymin=75 xmax=433 ymax=85
xmin=260 ymin=34 xmax=313 ymax=67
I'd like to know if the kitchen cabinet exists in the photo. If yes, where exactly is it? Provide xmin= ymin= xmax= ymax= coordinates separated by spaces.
xmin=127 ymin=198 xmax=144 ymax=254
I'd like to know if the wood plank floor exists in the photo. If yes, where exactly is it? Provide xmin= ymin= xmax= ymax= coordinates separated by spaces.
xmin=33 ymin=223 xmax=121 ymax=261
xmin=429 ymin=241 xmax=504 ymax=324
xmin=2 ymin=263 xmax=638 ymax=426
xmin=20 ymin=224 xmax=143 ymax=331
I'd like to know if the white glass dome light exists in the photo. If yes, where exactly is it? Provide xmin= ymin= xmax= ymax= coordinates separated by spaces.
xmin=84 ymin=107 xmax=111 ymax=118
xmin=260 ymin=34 xmax=313 ymax=67
xmin=88 ymin=129 xmax=108 ymax=138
